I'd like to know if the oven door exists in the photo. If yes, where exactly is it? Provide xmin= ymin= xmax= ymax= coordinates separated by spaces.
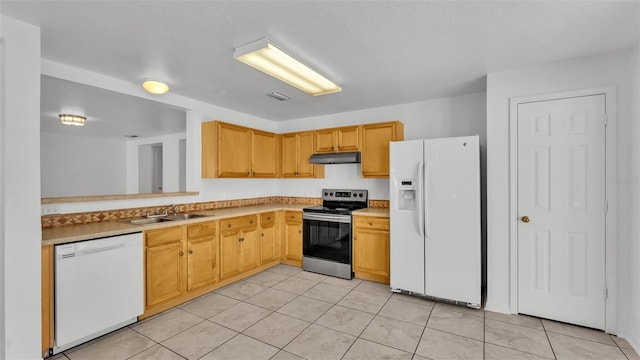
xmin=302 ymin=212 xmax=352 ymax=264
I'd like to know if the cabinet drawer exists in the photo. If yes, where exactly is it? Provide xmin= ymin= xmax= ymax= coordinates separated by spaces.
xmin=284 ymin=211 xmax=302 ymax=223
xmin=260 ymin=212 xmax=276 ymax=226
xmin=187 ymin=221 xmax=216 ymax=238
xmin=146 ymin=226 xmax=183 ymax=247
xmin=354 ymin=217 xmax=389 ymax=230
xmin=220 ymin=215 xmax=257 ymax=231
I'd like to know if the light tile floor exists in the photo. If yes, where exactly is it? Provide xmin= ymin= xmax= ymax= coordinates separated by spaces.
xmin=51 ymin=264 xmax=639 ymax=360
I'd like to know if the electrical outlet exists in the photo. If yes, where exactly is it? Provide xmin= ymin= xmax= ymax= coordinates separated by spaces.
xmin=42 ymin=206 xmax=61 ymax=215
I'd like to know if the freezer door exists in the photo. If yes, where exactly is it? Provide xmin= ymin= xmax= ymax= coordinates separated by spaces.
xmin=389 ymin=140 xmax=425 ymax=294
xmin=424 ymin=135 xmax=481 ymax=305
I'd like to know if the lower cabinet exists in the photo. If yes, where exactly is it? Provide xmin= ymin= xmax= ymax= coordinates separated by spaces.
xmin=353 ymin=216 xmax=390 ymax=284
xmin=186 ymin=221 xmax=218 ymax=291
xmin=145 ymin=226 xmax=187 ymax=307
xmin=145 ymin=221 xmax=218 ymax=308
xmin=42 ymin=245 xmax=54 ymax=357
xmin=219 ymin=215 xmax=259 ymax=280
xmin=260 ymin=212 xmax=279 ymax=264
xmin=283 ymin=211 xmax=303 ymax=266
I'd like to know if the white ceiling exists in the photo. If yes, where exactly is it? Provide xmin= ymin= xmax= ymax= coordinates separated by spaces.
xmin=2 ymin=1 xmax=639 ymax=122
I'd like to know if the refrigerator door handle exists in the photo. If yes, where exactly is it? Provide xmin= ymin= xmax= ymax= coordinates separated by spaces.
xmin=418 ymin=161 xmax=425 ymax=237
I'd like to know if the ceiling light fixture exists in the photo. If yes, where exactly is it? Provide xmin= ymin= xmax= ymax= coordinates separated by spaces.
xmin=234 ymin=38 xmax=341 ymax=96
xmin=58 ymin=114 xmax=86 ymax=126
xmin=142 ymin=79 xmax=169 ymax=95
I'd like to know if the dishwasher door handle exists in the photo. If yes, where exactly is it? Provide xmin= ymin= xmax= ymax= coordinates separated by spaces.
xmin=73 ymin=242 xmax=125 ymax=257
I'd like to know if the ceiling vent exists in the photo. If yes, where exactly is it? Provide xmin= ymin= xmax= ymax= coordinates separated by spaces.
xmin=266 ymin=91 xmax=291 ymax=101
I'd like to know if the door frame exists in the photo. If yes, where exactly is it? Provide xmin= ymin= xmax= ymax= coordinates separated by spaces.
xmin=508 ymin=87 xmax=618 ymax=333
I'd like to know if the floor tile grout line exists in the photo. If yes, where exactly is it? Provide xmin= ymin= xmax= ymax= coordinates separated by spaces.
xmin=483 ymin=315 xmax=546 ymax=331
xmin=413 ymin=299 xmax=436 ymax=358
xmin=540 ymin=317 xmax=559 ymax=360
xmin=543 ymin=328 xmax=623 ymax=348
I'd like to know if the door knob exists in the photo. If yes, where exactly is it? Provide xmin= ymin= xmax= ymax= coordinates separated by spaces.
xmin=521 ymin=216 xmax=530 ymax=223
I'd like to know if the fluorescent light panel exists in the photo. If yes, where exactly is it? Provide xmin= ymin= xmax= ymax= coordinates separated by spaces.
xmin=58 ymin=114 xmax=86 ymax=126
xmin=234 ymin=38 xmax=341 ymax=96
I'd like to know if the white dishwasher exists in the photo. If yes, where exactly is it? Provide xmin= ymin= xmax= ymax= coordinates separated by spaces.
xmin=53 ymin=232 xmax=143 ymax=354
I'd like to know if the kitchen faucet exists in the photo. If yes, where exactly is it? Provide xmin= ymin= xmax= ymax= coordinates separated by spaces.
xmin=147 ymin=204 xmax=176 ymax=218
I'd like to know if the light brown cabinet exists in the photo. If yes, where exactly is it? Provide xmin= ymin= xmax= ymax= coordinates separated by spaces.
xmin=314 ymin=126 xmax=361 ymax=153
xmin=219 ymin=215 xmax=259 ymax=280
xmin=145 ymin=226 xmax=186 ymax=307
xmin=353 ymin=216 xmax=390 ymax=284
xmin=281 ymin=131 xmax=324 ymax=178
xmin=186 ymin=221 xmax=218 ymax=291
xmin=202 ymin=121 xmax=278 ymax=178
xmin=145 ymin=221 xmax=218 ymax=308
xmin=260 ymin=212 xmax=279 ymax=264
xmin=282 ymin=211 xmax=303 ymax=266
xmin=42 ymin=245 xmax=54 ymax=357
xmin=361 ymin=121 xmax=404 ymax=177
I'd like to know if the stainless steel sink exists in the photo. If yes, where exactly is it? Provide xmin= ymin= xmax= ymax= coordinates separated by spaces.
xmin=161 ymin=214 xmax=210 ymax=221
xmin=126 ymin=217 xmax=173 ymax=225
xmin=123 ymin=213 xmax=211 ymax=225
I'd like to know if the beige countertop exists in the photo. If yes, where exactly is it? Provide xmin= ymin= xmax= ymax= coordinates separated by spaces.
xmin=352 ymin=207 xmax=389 ymax=217
xmin=43 ymin=204 xmax=308 ymax=246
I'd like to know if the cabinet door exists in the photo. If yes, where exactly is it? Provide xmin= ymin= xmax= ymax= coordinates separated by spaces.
xmin=218 ymin=122 xmax=251 ymax=177
xmin=146 ymin=241 xmax=186 ymax=307
xmin=315 ymin=129 xmax=337 ymax=153
xmin=361 ymin=122 xmax=404 ymax=177
xmin=296 ymin=132 xmax=316 ymax=177
xmin=353 ymin=227 xmax=390 ymax=284
xmin=251 ymin=130 xmax=278 ymax=177
xmin=240 ymin=227 xmax=259 ymax=271
xmin=284 ymin=213 xmax=303 ymax=263
xmin=220 ymin=231 xmax=242 ymax=280
xmin=337 ymin=126 xmax=360 ymax=152
xmin=41 ymin=245 xmax=53 ymax=355
xmin=260 ymin=223 xmax=278 ymax=264
xmin=281 ymin=133 xmax=298 ymax=177
xmin=187 ymin=236 xmax=217 ymax=291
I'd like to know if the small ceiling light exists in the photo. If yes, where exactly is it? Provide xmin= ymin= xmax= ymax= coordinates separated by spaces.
xmin=234 ymin=38 xmax=341 ymax=96
xmin=58 ymin=114 xmax=86 ymax=126
xmin=142 ymin=79 xmax=169 ymax=95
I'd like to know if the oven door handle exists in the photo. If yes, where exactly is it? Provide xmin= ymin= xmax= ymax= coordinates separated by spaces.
xmin=302 ymin=213 xmax=351 ymax=223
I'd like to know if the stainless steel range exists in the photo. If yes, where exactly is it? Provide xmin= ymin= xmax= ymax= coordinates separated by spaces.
xmin=302 ymin=189 xmax=368 ymax=279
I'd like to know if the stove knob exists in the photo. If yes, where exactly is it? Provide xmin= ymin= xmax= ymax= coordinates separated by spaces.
xmin=324 ymin=192 xmax=328 ymax=196
xmin=353 ymin=193 xmax=357 ymax=197
xmin=358 ymin=193 xmax=363 ymax=197
xmin=330 ymin=192 xmax=333 ymax=196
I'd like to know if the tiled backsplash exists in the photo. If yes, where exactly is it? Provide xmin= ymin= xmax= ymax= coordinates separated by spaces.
xmin=41 ymin=196 xmax=389 ymax=229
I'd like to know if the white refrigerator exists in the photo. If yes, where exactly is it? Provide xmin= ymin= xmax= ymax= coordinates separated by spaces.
xmin=389 ymin=136 xmax=481 ymax=307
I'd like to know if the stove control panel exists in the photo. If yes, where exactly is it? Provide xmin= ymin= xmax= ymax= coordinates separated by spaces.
xmin=321 ymin=189 xmax=368 ymax=203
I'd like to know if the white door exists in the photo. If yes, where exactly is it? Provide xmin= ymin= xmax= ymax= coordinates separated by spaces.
xmin=517 ymin=94 xmax=606 ymax=330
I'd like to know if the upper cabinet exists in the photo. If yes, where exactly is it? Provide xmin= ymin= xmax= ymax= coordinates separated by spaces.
xmin=202 ymin=120 xmax=402 ymax=179
xmin=202 ymin=121 xmax=278 ymax=178
xmin=282 ymin=131 xmax=324 ymax=178
xmin=361 ymin=121 xmax=404 ymax=178
xmin=314 ymin=126 xmax=361 ymax=153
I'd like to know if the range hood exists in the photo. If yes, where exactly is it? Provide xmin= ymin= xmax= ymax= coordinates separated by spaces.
xmin=309 ymin=151 xmax=361 ymax=164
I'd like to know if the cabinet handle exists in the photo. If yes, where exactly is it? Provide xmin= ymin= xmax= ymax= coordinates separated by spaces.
xmin=239 ymin=237 xmax=244 ymax=242
xmin=227 ymin=224 xmax=232 ymax=228
xmin=298 ymin=230 xmax=301 ymax=234
xmin=179 ymin=251 xmax=184 ymax=256
xmin=250 ymin=220 xmax=254 ymax=224
xmin=267 ymin=217 xmax=271 ymax=220
xmin=369 ymin=222 xmax=373 ymax=226
xmin=261 ymin=233 xmax=264 ymax=237
xmin=189 ymin=249 xmax=193 ymax=254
